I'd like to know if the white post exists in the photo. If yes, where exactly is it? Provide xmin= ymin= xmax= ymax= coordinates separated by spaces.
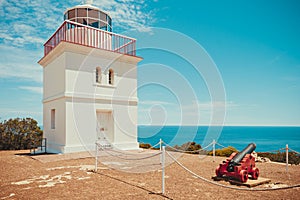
xmin=160 ymin=138 xmax=162 ymax=151
xmin=162 ymin=146 xmax=165 ymax=194
xmin=286 ymin=144 xmax=289 ymax=173
xmin=95 ymin=142 xmax=98 ymax=172
xmin=160 ymin=138 xmax=162 ymax=164
xmin=213 ymin=139 xmax=216 ymax=162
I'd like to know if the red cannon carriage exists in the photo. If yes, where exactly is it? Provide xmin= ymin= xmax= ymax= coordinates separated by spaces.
xmin=215 ymin=143 xmax=259 ymax=183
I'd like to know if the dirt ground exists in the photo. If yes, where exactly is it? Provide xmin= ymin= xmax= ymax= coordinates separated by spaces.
xmin=0 ymin=150 xmax=299 ymax=200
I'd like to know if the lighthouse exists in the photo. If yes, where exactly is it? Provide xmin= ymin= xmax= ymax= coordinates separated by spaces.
xmin=38 ymin=1 xmax=142 ymax=153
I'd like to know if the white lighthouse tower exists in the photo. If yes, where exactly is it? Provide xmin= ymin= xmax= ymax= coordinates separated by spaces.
xmin=38 ymin=1 xmax=142 ymax=153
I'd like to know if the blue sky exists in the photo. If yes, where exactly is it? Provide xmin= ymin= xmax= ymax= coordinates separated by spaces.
xmin=0 ymin=0 xmax=299 ymax=126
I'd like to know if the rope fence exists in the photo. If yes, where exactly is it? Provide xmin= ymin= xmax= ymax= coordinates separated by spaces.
xmin=94 ymin=138 xmax=300 ymax=195
xmin=165 ymin=150 xmax=300 ymax=191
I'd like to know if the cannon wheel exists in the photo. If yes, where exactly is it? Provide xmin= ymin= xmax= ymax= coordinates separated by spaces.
xmin=239 ymin=170 xmax=248 ymax=183
xmin=215 ymin=166 xmax=223 ymax=177
xmin=251 ymin=167 xmax=259 ymax=180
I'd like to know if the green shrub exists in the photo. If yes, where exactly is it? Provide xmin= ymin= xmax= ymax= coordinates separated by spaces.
xmin=257 ymin=152 xmax=300 ymax=165
xmin=139 ymin=143 xmax=152 ymax=149
xmin=167 ymin=141 xmax=202 ymax=154
xmin=208 ymin=146 xmax=238 ymax=157
xmin=0 ymin=118 xmax=43 ymax=150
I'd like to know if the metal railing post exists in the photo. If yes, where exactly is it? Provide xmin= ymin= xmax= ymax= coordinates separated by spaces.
xmin=95 ymin=142 xmax=98 ymax=172
xmin=213 ymin=139 xmax=216 ymax=162
xmin=162 ymin=146 xmax=165 ymax=194
xmin=286 ymin=144 xmax=289 ymax=173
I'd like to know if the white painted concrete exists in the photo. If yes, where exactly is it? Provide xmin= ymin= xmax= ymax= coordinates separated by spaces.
xmin=39 ymin=42 xmax=142 ymax=153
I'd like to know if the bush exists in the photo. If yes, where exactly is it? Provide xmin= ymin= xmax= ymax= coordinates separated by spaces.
xmin=257 ymin=152 xmax=300 ymax=165
xmin=167 ymin=141 xmax=202 ymax=154
xmin=208 ymin=146 xmax=238 ymax=157
xmin=139 ymin=143 xmax=152 ymax=149
xmin=0 ymin=118 xmax=43 ymax=150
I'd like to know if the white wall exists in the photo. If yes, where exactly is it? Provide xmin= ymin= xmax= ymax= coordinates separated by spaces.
xmin=40 ymin=42 xmax=142 ymax=153
xmin=43 ymin=98 xmax=66 ymax=153
xmin=43 ymin=54 xmax=65 ymax=100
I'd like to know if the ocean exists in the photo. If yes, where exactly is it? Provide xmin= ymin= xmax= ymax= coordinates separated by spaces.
xmin=138 ymin=126 xmax=300 ymax=153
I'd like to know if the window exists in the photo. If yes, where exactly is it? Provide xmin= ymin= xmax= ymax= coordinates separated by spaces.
xmin=109 ymin=69 xmax=114 ymax=85
xmin=96 ymin=67 xmax=101 ymax=83
xmin=51 ymin=109 xmax=55 ymax=129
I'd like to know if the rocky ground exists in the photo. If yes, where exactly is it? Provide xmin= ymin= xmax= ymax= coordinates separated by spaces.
xmin=0 ymin=150 xmax=299 ymax=200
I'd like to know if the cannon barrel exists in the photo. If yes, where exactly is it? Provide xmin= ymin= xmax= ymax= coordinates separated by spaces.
xmin=227 ymin=143 xmax=256 ymax=172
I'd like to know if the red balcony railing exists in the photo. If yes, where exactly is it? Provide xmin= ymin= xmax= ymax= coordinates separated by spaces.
xmin=43 ymin=20 xmax=136 ymax=57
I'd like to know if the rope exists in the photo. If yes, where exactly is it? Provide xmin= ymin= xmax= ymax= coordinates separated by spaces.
xmin=166 ymin=151 xmax=300 ymax=191
xmin=215 ymin=142 xmax=226 ymax=148
xmin=151 ymin=141 xmax=161 ymax=148
xmin=288 ymin=148 xmax=300 ymax=155
xmin=102 ymin=149 xmax=162 ymax=161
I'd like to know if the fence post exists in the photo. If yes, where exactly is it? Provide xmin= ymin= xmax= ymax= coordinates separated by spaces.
xmin=95 ymin=142 xmax=98 ymax=172
xmin=160 ymin=138 xmax=162 ymax=164
xmin=162 ymin=146 xmax=165 ymax=194
xmin=213 ymin=139 xmax=216 ymax=162
xmin=286 ymin=144 xmax=289 ymax=173
xmin=160 ymin=138 xmax=162 ymax=151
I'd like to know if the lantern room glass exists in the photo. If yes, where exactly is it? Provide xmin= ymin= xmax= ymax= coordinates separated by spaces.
xmin=64 ymin=7 xmax=112 ymax=32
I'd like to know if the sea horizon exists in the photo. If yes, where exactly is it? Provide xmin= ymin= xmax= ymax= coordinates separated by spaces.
xmin=138 ymin=125 xmax=300 ymax=153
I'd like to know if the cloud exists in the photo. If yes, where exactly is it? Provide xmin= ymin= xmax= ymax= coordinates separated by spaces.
xmin=183 ymin=101 xmax=239 ymax=112
xmin=19 ymin=86 xmax=43 ymax=94
xmin=93 ymin=0 xmax=157 ymax=32
xmin=0 ymin=0 xmax=157 ymax=49
xmin=139 ymin=100 xmax=175 ymax=106
xmin=0 ymin=44 xmax=43 ymax=83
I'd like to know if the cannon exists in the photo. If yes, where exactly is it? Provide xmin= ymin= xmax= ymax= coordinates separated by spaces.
xmin=215 ymin=143 xmax=259 ymax=183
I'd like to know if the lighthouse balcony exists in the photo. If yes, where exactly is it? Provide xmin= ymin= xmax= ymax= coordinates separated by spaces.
xmin=43 ymin=20 xmax=136 ymax=57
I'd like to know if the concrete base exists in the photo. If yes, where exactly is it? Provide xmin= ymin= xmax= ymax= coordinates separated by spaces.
xmin=46 ymin=142 xmax=140 ymax=154
xmin=212 ymin=176 xmax=271 ymax=188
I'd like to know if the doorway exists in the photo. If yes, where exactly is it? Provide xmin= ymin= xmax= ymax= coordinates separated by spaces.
xmin=96 ymin=111 xmax=114 ymax=144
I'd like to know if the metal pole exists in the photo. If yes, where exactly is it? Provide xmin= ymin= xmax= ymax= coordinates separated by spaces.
xmin=286 ymin=144 xmax=289 ymax=173
xmin=213 ymin=139 xmax=216 ymax=162
xmin=95 ymin=142 xmax=98 ymax=172
xmin=162 ymin=146 xmax=165 ymax=194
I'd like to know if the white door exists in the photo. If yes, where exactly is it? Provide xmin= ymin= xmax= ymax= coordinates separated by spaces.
xmin=97 ymin=112 xmax=113 ymax=143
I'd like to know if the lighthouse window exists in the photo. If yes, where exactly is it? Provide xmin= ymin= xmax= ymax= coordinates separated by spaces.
xmin=96 ymin=67 xmax=101 ymax=83
xmin=68 ymin=9 xmax=75 ymax=19
xmin=107 ymin=16 xmax=112 ymax=26
xmin=51 ymin=109 xmax=55 ymax=129
xmin=100 ymin=12 xmax=106 ymax=22
xmin=77 ymin=8 xmax=87 ymax=18
xmin=109 ymin=69 xmax=114 ymax=85
xmin=88 ymin=9 xmax=99 ymax=19
xmin=77 ymin=18 xmax=84 ymax=24
xmin=64 ymin=13 xmax=68 ymax=20
xmin=89 ymin=19 xmax=99 ymax=28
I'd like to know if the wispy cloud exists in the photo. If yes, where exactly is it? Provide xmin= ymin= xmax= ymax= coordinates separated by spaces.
xmin=0 ymin=0 xmax=157 ymax=49
xmin=183 ymin=101 xmax=239 ymax=112
xmin=0 ymin=0 xmax=157 ymax=85
xmin=19 ymin=86 xmax=43 ymax=94
xmin=0 ymin=44 xmax=42 ymax=83
xmin=139 ymin=100 xmax=175 ymax=106
xmin=93 ymin=0 xmax=157 ymax=32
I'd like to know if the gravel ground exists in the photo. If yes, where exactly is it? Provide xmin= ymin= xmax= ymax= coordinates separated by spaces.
xmin=0 ymin=150 xmax=299 ymax=200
